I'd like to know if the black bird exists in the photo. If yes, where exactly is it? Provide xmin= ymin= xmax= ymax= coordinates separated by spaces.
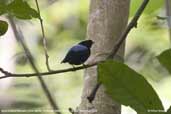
xmin=61 ymin=40 xmax=94 ymax=65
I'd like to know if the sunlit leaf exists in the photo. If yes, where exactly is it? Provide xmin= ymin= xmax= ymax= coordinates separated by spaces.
xmin=98 ymin=60 xmax=164 ymax=114
xmin=7 ymin=0 xmax=39 ymax=19
xmin=0 ymin=20 xmax=8 ymax=36
xmin=157 ymin=49 xmax=171 ymax=74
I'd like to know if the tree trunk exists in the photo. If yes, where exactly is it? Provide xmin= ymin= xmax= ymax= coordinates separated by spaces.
xmin=77 ymin=0 xmax=130 ymax=114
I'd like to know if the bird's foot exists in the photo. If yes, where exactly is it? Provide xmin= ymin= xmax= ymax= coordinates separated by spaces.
xmin=72 ymin=65 xmax=77 ymax=71
xmin=82 ymin=64 xmax=87 ymax=69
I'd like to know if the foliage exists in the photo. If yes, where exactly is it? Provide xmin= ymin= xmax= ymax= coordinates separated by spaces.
xmin=98 ymin=60 xmax=164 ymax=114
xmin=7 ymin=0 xmax=39 ymax=19
xmin=0 ymin=20 xmax=8 ymax=36
xmin=167 ymin=107 xmax=171 ymax=114
xmin=0 ymin=0 xmax=39 ymax=19
xmin=157 ymin=49 xmax=171 ymax=74
xmin=0 ymin=0 xmax=39 ymax=36
xmin=0 ymin=1 xmax=7 ymax=15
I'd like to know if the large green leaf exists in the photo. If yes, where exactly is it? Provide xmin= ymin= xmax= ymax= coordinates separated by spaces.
xmin=0 ymin=1 xmax=7 ymax=15
xmin=157 ymin=49 xmax=171 ymax=74
xmin=130 ymin=0 xmax=164 ymax=16
xmin=0 ymin=20 xmax=8 ymax=36
xmin=7 ymin=0 xmax=39 ymax=19
xmin=167 ymin=106 xmax=171 ymax=114
xmin=98 ymin=60 xmax=164 ymax=114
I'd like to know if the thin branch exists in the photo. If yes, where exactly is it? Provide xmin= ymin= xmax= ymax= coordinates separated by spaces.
xmin=35 ymin=0 xmax=51 ymax=71
xmin=87 ymin=0 xmax=150 ymax=103
xmin=165 ymin=0 xmax=171 ymax=45
xmin=8 ymin=17 xmax=61 ymax=114
xmin=69 ymin=108 xmax=75 ymax=114
xmin=0 ymin=63 xmax=96 ymax=79
xmin=0 ymin=68 xmax=12 ymax=76
xmin=87 ymin=82 xmax=101 ymax=103
xmin=156 ymin=16 xmax=167 ymax=20
xmin=109 ymin=0 xmax=149 ymax=58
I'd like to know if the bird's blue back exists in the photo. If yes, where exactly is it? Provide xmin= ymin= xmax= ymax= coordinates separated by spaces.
xmin=62 ymin=44 xmax=90 ymax=65
xmin=71 ymin=44 xmax=88 ymax=52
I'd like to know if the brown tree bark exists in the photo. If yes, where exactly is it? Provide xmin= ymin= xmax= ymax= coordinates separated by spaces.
xmin=77 ymin=0 xmax=130 ymax=114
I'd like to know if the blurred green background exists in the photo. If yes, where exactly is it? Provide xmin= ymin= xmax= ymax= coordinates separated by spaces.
xmin=0 ymin=0 xmax=171 ymax=114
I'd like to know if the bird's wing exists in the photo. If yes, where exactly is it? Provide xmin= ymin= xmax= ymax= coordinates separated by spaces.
xmin=61 ymin=49 xmax=73 ymax=63
xmin=61 ymin=45 xmax=88 ymax=63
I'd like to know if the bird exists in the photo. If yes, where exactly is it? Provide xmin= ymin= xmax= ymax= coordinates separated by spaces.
xmin=61 ymin=40 xmax=94 ymax=66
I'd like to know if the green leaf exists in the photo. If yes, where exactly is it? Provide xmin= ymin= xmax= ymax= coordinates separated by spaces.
xmin=0 ymin=1 xmax=7 ymax=15
xmin=130 ymin=0 xmax=164 ymax=16
xmin=157 ymin=49 xmax=171 ymax=74
xmin=167 ymin=106 xmax=171 ymax=114
xmin=0 ymin=20 xmax=8 ymax=36
xmin=7 ymin=0 xmax=39 ymax=19
xmin=98 ymin=60 xmax=164 ymax=114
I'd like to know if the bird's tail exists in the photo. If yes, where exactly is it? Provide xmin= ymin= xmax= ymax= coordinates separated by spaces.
xmin=60 ymin=61 xmax=64 ymax=64
xmin=61 ymin=59 xmax=66 ymax=64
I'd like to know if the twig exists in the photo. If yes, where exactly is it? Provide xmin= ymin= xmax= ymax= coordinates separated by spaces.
xmin=35 ymin=0 xmax=51 ymax=71
xmin=0 ymin=63 xmax=97 ymax=79
xmin=156 ymin=16 xmax=167 ymax=20
xmin=87 ymin=83 xmax=101 ymax=103
xmin=69 ymin=108 xmax=75 ymax=114
xmin=109 ymin=0 xmax=149 ymax=58
xmin=8 ymin=17 xmax=61 ymax=114
xmin=87 ymin=0 xmax=150 ymax=103
xmin=165 ymin=0 xmax=171 ymax=45
xmin=0 ymin=68 xmax=12 ymax=76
